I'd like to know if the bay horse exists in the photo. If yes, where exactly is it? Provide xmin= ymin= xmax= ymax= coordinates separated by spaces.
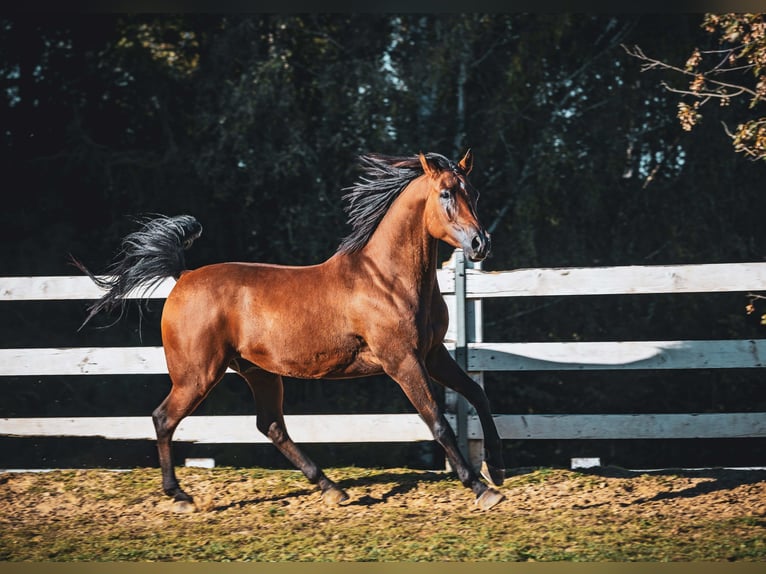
xmin=75 ymin=150 xmax=506 ymax=510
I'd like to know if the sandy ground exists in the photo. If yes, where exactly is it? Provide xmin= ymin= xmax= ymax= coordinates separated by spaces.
xmin=1 ymin=466 xmax=765 ymax=561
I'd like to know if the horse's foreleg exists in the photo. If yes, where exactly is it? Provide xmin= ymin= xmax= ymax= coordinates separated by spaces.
xmin=384 ymin=353 xmax=504 ymax=510
xmin=426 ymin=343 xmax=505 ymax=486
xmin=238 ymin=367 xmax=349 ymax=505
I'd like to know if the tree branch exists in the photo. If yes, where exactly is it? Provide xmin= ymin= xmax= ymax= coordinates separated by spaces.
xmin=623 ymin=44 xmax=759 ymax=99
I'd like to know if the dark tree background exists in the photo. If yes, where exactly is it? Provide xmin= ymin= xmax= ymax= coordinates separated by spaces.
xmin=1 ymin=13 xmax=765 ymax=470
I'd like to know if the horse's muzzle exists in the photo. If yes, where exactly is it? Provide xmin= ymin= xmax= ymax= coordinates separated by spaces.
xmin=467 ymin=229 xmax=491 ymax=262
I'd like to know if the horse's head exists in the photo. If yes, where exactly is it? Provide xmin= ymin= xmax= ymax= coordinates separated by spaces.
xmin=420 ymin=150 xmax=491 ymax=262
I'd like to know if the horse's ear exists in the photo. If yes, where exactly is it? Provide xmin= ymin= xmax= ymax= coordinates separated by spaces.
xmin=458 ymin=148 xmax=474 ymax=175
xmin=419 ymin=152 xmax=438 ymax=178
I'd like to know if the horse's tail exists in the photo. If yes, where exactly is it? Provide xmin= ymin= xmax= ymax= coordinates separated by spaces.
xmin=71 ymin=214 xmax=203 ymax=331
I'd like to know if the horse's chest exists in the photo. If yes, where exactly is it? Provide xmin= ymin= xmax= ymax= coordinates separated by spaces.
xmin=368 ymin=293 xmax=448 ymax=353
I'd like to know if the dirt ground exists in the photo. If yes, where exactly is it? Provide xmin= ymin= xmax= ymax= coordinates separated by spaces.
xmin=0 ymin=465 xmax=765 ymax=561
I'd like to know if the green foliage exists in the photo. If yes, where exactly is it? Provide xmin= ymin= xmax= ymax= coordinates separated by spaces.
xmin=1 ymin=14 xmax=766 ymax=467
xmin=3 ymin=14 xmax=765 ymax=275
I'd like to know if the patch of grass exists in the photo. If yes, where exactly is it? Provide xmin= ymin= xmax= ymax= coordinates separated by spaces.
xmin=1 ymin=466 xmax=764 ymax=562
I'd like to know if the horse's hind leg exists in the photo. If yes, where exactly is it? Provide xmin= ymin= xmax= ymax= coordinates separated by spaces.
xmin=235 ymin=364 xmax=349 ymax=505
xmin=152 ymin=362 xmax=227 ymax=511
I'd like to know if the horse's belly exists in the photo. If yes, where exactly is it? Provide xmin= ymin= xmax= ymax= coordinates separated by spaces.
xmin=241 ymin=336 xmax=383 ymax=380
xmin=324 ymin=350 xmax=385 ymax=379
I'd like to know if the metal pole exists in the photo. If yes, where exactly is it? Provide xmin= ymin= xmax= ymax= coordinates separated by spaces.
xmin=453 ymin=249 xmax=469 ymax=459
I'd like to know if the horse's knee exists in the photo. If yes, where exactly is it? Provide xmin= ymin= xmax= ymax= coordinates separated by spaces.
xmin=152 ymin=408 xmax=170 ymax=437
xmin=429 ymin=415 xmax=454 ymax=444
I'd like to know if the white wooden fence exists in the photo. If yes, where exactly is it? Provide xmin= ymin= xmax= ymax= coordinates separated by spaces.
xmin=1 ymin=253 xmax=765 ymax=468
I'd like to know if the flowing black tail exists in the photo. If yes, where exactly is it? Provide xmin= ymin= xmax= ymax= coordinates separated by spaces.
xmin=71 ymin=214 xmax=203 ymax=330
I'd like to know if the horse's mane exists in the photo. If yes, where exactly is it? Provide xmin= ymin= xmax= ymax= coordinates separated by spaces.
xmin=337 ymin=152 xmax=458 ymax=255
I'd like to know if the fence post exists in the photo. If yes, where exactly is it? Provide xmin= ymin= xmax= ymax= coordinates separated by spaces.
xmin=444 ymin=248 xmax=484 ymax=472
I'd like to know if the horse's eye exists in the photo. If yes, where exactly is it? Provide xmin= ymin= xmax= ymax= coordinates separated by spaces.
xmin=439 ymin=189 xmax=451 ymax=200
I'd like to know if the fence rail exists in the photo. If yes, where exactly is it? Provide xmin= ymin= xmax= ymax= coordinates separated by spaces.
xmin=2 ymin=256 xmax=766 ymax=468
xmin=2 ymin=412 xmax=763 ymax=443
xmin=3 ymin=339 xmax=765 ymax=376
xmin=6 ymin=261 xmax=766 ymax=301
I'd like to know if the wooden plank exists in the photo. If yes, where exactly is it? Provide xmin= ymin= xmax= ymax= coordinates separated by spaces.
xmin=0 ymin=347 xmax=169 ymax=376
xmin=0 ymin=276 xmax=176 ymax=301
xmin=436 ymin=267 xmax=454 ymax=295
xmin=4 ymin=340 xmax=765 ymax=376
xmin=2 ymin=412 xmax=762 ymax=442
xmin=467 ymin=339 xmax=766 ymax=371
xmin=3 ymin=262 xmax=766 ymax=302
xmin=470 ymin=413 xmax=766 ymax=440
xmin=0 ymin=414 xmax=441 ymax=443
xmin=2 ymin=273 xmax=447 ymax=301
xmin=466 ymin=262 xmax=766 ymax=298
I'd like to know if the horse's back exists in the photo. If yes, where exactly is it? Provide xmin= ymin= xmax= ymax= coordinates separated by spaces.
xmin=164 ymin=260 xmax=338 ymax=331
xmin=170 ymin=260 xmax=332 ymax=301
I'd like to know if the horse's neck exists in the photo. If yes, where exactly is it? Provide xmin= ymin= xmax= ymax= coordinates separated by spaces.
xmin=358 ymin=181 xmax=438 ymax=294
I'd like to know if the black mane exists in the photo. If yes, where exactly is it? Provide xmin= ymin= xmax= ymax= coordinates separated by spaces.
xmin=337 ymin=152 xmax=458 ymax=254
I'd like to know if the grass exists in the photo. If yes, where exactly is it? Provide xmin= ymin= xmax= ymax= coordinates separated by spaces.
xmin=0 ymin=466 xmax=764 ymax=562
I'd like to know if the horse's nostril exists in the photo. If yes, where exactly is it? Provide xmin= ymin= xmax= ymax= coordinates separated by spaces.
xmin=469 ymin=231 xmax=490 ymax=260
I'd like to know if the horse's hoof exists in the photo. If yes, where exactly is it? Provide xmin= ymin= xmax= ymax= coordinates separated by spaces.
xmin=475 ymin=488 xmax=505 ymax=511
xmin=481 ymin=460 xmax=506 ymax=486
xmin=171 ymin=499 xmax=198 ymax=514
xmin=322 ymin=486 xmax=349 ymax=506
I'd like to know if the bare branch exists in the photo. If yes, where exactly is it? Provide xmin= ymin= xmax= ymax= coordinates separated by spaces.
xmin=659 ymin=80 xmax=750 ymax=100
xmin=624 ymin=44 xmax=759 ymax=99
xmin=626 ymin=14 xmax=766 ymax=162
